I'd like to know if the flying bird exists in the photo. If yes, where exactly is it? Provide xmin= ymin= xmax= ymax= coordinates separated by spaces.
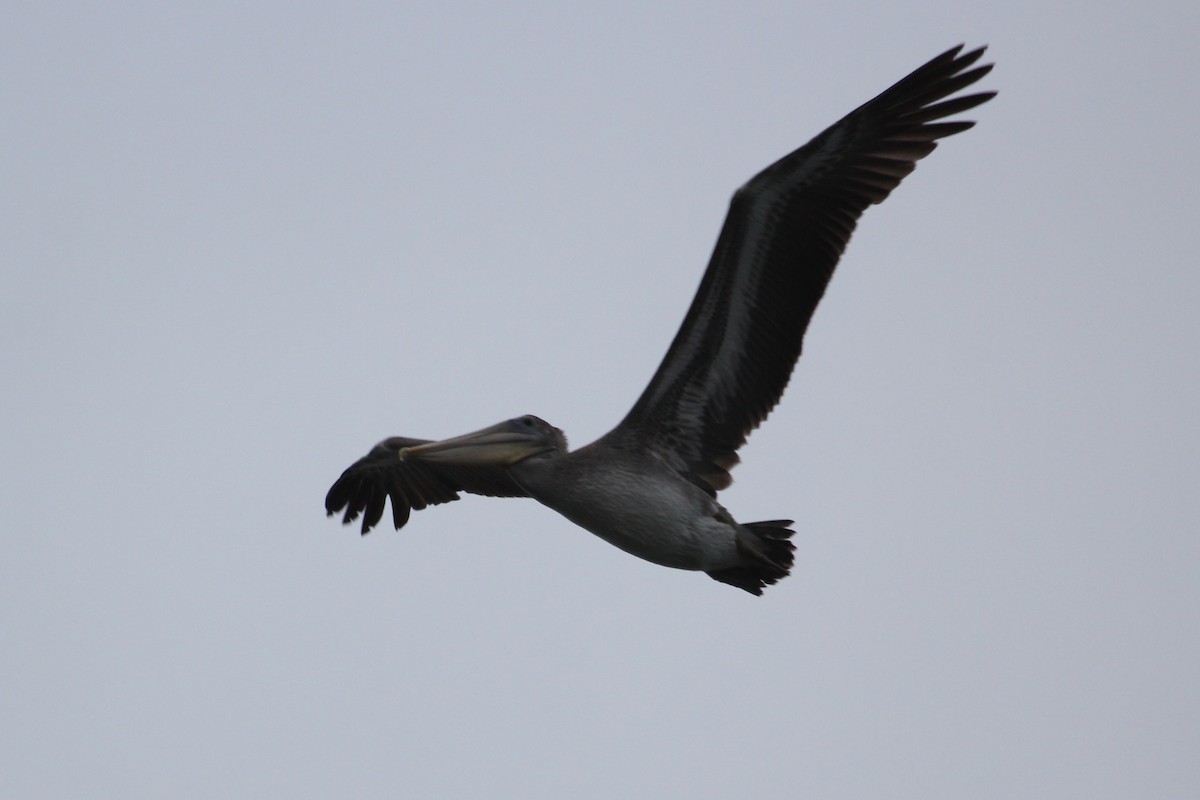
xmin=325 ymin=45 xmax=995 ymax=594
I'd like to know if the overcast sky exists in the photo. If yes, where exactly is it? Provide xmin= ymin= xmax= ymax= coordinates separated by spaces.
xmin=4 ymin=2 xmax=1198 ymax=798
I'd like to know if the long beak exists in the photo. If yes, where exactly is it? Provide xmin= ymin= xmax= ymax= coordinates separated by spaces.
xmin=400 ymin=421 xmax=552 ymax=466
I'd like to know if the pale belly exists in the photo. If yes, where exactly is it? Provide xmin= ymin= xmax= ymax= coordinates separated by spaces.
xmin=527 ymin=468 xmax=744 ymax=572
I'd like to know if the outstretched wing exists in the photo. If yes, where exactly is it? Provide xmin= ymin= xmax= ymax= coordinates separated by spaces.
xmin=611 ymin=44 xmax=995 ymax=494
xmin=324 ymin=437 xmax=530 ymax=534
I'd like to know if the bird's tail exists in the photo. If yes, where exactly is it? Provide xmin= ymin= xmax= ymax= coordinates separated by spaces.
xmin=707 ymin=520 xmax=796 ymax=596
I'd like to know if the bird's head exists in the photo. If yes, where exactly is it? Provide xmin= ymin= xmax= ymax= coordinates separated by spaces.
xmin=399 ymin=415 xmax=566 ymax=466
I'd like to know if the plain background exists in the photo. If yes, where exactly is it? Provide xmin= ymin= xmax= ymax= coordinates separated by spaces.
xmin=4 ymin=2 xmax=1197 ymax=798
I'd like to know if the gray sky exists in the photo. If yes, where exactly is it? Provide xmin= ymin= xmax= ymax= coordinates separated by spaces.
xmin=4 ymin=2 xmax=1198 ymax=798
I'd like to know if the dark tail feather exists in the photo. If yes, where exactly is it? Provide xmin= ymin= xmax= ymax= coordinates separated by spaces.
xmin=706 ymin=520 xmax=796 ymax=596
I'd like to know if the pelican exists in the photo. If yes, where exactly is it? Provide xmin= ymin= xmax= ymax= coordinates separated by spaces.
xmin=326 ymin=45 xmax=995 ymax=594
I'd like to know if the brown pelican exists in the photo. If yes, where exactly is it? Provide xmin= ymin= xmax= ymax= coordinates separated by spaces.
xmin=326 ymin=45 xmax=995 ymax=594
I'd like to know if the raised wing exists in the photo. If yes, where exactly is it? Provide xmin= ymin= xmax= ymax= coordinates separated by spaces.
xmin=612 ymin=44 xmax=995 ymax=494
xmin=325 ymin=437 xmax=530 ymax=534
